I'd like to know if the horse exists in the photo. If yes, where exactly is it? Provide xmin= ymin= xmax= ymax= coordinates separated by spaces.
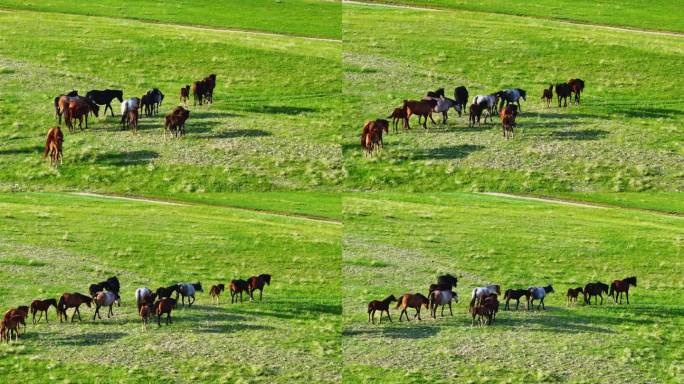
xmin=89 ymin=276 xmax=120 ymax=298
xmin=360 ymin=119 xmax=389 ymax=155
xmin=428 ymin=273 xmax=458 ymax=295
xmin=609 ymin=276 xmax=637 ymax=304
xmin=483 ymin=294 xmax=499 ymax=322
xmin=150 ymin=88 xmax=164 ymax=114
xmin=470 ymin=285 xmax=501 ymax=307
xmin=180 ymin=85 xmax=190 ymax=105
xmin=209 ymin=284 xmax=225 ymax=305
xmin=44 ymin=126 xmax=63 ymax=166
xmin=0 ymin=315 xmax=25 ymax=342
xmin=555 ymin=83 xmax=572 ymax=107
xmin=53 ymin=91 xmax=78 ymax=123
xmin=128 ymin=108 xmax=139 ymax=133
xmin=426 ymin=88 xmax=445 ymax=99
xmin=178 ymin=282 xmax=203 ymax=306
xmin=248 ymin=274 xmax=271 ymax=301
xmin=120 ymin=97 xmax=140 ymax=128
xmin=164 ymin=106 xmax=190 ymax=138
xmin=139 ymin=303 xmax=153 ymax=331
xmin=192 ymin=80 xmax=207 ymax=106
xmin=30 ymin=299 xmax=57 ymax=324
xmin=568 ymin=79 xmax=585 ymax=105
xmin=432 ymin=97 xmax=461 ymax=125
xmin=583 ymin=282 xmax=609 ymax=305
xmin=92 ymin=291 xmax=119 ymax=320
xmin=468 ymin=103 xmax=483 ymax=127
xmin=156 ymin=284 xmax=179 ymax=300
xmin=453 ymin=86 xmax=469 ymax=117
xmin=473 ymin=94 xmax=499 ymax=123
xmin=541 ymin=84 xmax=553 ymax=108
xmin=154 ymin=298 xmax=176 ymax=326
xmin=499 ymin=88 xmax=526 ymax=112
xmin=57 ymin=293 xmax=92 ymax=322
xmin=140 ymin=92 xmax=156 ymax=117
xmin=387 ymin=107 xmax=408 ymax=132
xmin=470 ymin=303 xmax=491 ymax=326
xmin=566 ymin=287 xmax=583 ymax=306
xmin=367 ymin=295 xmax=397 ymax=324
xmin=230 ymin=279 xmax=249 ymax=303
xmin=503 ymin=289 xmax=529 ymax=310
xmin=499 ymin=104 xmax=518 ymax=140
xmin=203 ymin=74 xmax=217 ymax=104
xmin=63 ymin=97 xmax=99 ymax=132
xmin=527 ymin=285 xmax=554 ymax=310
xmin=396 ymin=293 xmax=430 ymax=321
xmin=3 ymin=306 xmax=29 ymax=333
xmin=85 ymin=89 xmax=123 ymax=116
xmin=430 ymin=290 xmax=458 ymax=318
xmin=403 ymin=99 xmax=437 ymax=129
xmin=135 ymin=287 xmax=157 ymax=311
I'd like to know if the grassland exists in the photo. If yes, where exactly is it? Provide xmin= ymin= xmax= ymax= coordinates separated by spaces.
xmin=353 ymin=1 xmax=684 ymax=33
xmin=0 ymin=8 xmax=341 ymax=194
xmin=532 ymin=192 xmax=684 ymax=215
xmin=342 ymin=193 xmax=684 ymax=383
xmin=342 ymin=3 xmax=684 ymax=192
xmin=0 ymin=192 xmax=341 ymax=383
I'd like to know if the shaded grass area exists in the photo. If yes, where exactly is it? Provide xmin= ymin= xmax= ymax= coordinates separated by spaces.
xmin=342 ymin=193 xmax=684 ymax=383
xmin=0 ymin=193 xmax=341 ymax=383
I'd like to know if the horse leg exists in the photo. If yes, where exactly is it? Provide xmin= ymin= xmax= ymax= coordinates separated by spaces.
xmin=157 ymin=313 xmax=162 ymax=327
xmin=541 ymin=298 xmax=545 ymax=310
xmin=386 ymin=310 xmax=392 ymax=323
xmin=449 ymin=302 xmax=453 ymax=316
xmin=108 ymin=304 xmax=113 ymax=317
xmin=416 ymin=308 xmax=421 ymax=321
xmin=167 ymin=313 xmax=171 ymax=325
xmin=260 ymin=289 xmax=263 ymax=301
xmin=626 ymin=291 xmax=629 ymax=304
xmin=93 ymin=305 xmax=99 ymax=320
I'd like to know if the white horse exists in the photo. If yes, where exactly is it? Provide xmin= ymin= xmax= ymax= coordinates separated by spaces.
xmin=93 ymin=291 xmax=119 ymax=320
xmin=473 ymin=94 xmax=499 ymax=123
xmin=500 ymin=88 xmax=527 ymax=111
xmin=135 ymin=287 xmax=155 ymax=310
xmin=470 ymin=284 xmax=501 ymax=306
xmin=120 ymin=97 xmax=140 ymax=128
xmin=527 ymin=284 xmax=554 ymax=310
xmin=178 ymin=282 xmax=203 ymax=307
xmin=429 ymin=96 xmax=461 ymax=125
xmin=430 ymin=290 xmax=458 ymax=318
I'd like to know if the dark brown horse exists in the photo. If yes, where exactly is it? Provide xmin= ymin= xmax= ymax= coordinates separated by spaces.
xmin=566 ymin=287 xmax=583 ymax=305
xmin=368 ymin=295 xmax=397 ymax=324
xmin=209 ymin=284 xmax=225 ymax=305
xmin=180 ymin=85 xmax=190 ymax=105
xmin=396 ymin=293 xmax=429 ymax=321
xmin=230 ymin=279 xmax=249 ymax=303
xmin=468 ymin=103 xmax=483 ymax=127
xmin=541 ymin=84 xmax=553 ymax=108
xmin=483 ymin=294 xmax=499 ymax=322
xmin=584 ymin=282 xmax=609 ymax=305
xmin=387 ymin=107 xmax=408 ymax=132
xmin=247 ymin=274 xmax=271 ymax=301
xmin=403 ymin=99 xmax=437 ymax=129
xmin=555 ymin=83 xmax=572 ymax=107
xmin=1 ymin=315 xmax=25 ymax=342
xmin=428 ymin=273 xmax=458 ymax=295
xmin=499 ymin=104 xmax=518 ymax=139
xmin=57 ymin=293 xmax=92 ymax=322
xmin=30 ymin=299 xmax=57 ymax=324
xmin=44 ymin=126 xmax=63 ymax=166
xmin=609 ymin=276 xmax=637 ymax=304
xmin=139 ymin=303 xmax=153 ymax=331
xmin=3 ymin=306 xmax=29 ymax=333
xmin=568 ymin=79 xmax=585 ymax=105
xmin=154 ymin=298 xmax=176 ymax=326
xmin=503 ymin=289 xmax=529 ymax=310
xmin=470 ymin=303 xmax=491 ymax=326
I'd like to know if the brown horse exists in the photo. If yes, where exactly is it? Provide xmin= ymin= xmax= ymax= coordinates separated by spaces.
xmin=568 ymin=79 xmax=585 ymax=105
xmin=65 ymin=98 xmax=97 ymax=132
xmin=0 ymin=315 xmax=25 ymax=342
xmin=44 ymin=126 xmax=63 ymax=166
xmin=387 ymin=107 xmax=408 ymax=132
xmin=360 ymin=119 xmax=389 ymax=155
xmin=499 ymin=104 xmax=518 ymax=139
xmin=555 ymin=83 xmax=572 ymax=108
xmin=139 ymin=303 xmax=153 ymax=331
xmin=470 ymin=303 xmax=491 ymax=326
xmin=180 ymin=85 xmax=190 ymax=105
xmin=164 ymin=106 xmax=190 ymax=138
xmin=468 ymin=103 xmax=483 ymax=127
xmin=541 ymin=84 xmax=553 ymax=108
xmin=566 ymin=287 xmax=583 ymax=306
xmin=247 ymin=274 xmax=271 ymax=301
xmin=584 ymin=282 xmax=609 ymax=305
xmin=57 ymin=292 xmax=92 ymax=322
xmin=230 ymin=279 xmax=249 ymax=303
xmin=396 ymin=293 xmax=430 ymax=321
xmin=3 ymin=306 xmax=29 ymax=333
xmin=367 ymin=295 xmax=397 ymax=324
xmin=128 ymin=108 xmax=139 ymax=133
xmin=30 ymin=299 xmax=57 ymax=324
xmin=483 ymin=294 xmax=499 ymax=322
xmin=154 ymin=297 xmax=176 ymax=326
xmin=403 ymin=99 xmax=437 ymax=129
xmin=609 ymin=276 xmax=637 ymax=304
xmin=209 ymin=284 xmax=225 ymax=305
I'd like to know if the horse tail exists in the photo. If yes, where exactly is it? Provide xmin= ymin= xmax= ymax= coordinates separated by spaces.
xmin=44 ymin=129 xmax=52 ymax=158
xmin=469 ymin=296 xmax=476 ymax=308
xmin=395 ymin=297 xmax=403 ymax=309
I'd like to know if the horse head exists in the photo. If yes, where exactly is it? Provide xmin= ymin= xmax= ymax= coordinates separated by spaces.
xmin=545 ymin=285 xmax=554 ymax=294
xmin=518 ymin=89 xmax=527 ymax=100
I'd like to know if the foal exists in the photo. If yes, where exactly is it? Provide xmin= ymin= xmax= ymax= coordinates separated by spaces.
xmin=209 ymin=284 xmax=225 ymax=305
xmin=541 ymin=84 xmax=553 ymax=108
xmin=387 ymin=107 xmax=408 ymax=132
xmin=30 ymin=298 xmax=57 ymax=324
xmin=1 ymin=315 xmax=25 ymax=342
xmin=154 ymin=298 xmax=176 ymax=326
xmin=180 ymin=85 xmax=190 ymax=105
xmin=566 ymin=287 xmax=583 ymax=306
xmin=139 ymin=303 xmax=153 ymax=331
xmin=44 ymin=126 xmax=63 ymax=166
xmin=368 ymin=295 xmax=397 ymax=324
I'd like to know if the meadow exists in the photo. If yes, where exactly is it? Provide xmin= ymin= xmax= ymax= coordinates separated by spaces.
xmin=343 ymin=193 xmax=684 ymax=383
xmin=0 ymin=7 xmax=341 ymax=194
xmin=342 ymin=2 xmax=684 ymax=192
xmin=0 ymin=192 xmax=341 ymax=383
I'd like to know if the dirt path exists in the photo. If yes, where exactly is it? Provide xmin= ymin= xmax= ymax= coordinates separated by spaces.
xmin=480 ymin=192 xmax=607 ymax=209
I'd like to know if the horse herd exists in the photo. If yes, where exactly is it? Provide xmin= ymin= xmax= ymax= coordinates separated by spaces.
xmin=0 ymin=273 xmax=271 ymax=342
xmin=367 ymin=274 xmax=637 ymax=327
xmin=361 ymin=78 xmax=586 ymax=154
xmin=43 ymin=74 xmax=217 ymax=166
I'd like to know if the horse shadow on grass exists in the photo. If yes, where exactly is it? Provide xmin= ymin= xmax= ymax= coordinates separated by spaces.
xmin=0 ymin=145 xmax=43 ymax=156
xmin=343 ymin=323 xmax=440 ymax=339
xmin=550 ymin=129 xmax=608 ymax=141
xmin=609 ymin=107 xmax=684 ymax=119
xmin=532 ymin=112 xmax=601 ymax=120
xmin=235 ymin=105 xmax=318 ymax=115
xmin=94 ymin=150 xmax=159 ymax=166
xmin=412 ymin=144 xmax=484 ymax=160
xmin=199 ymin=129 xmax=272 ymax=139
xmin=195 ymin=322 xmax=275 ymax=334
xmin=50 ymin=331 xmax=127 ymax=346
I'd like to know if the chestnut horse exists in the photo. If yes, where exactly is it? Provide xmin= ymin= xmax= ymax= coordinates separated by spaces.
xmin=248 ymin=274 xmax=271 ymax=301
xmin=584 ymin=282 xmax=609 ymax=305
xmin=180 ymin=85 xmax=190 ymax=105
xmin=499 ymin=104 xmax=518 ymax=139
xmin=209 ymin=284 xmax=225 ymax=305
xmin=3 ymin=306 xmax=29 ymax=333
xmin=568 ymin=79 xmax=585 ymax=105
xmin=541 ymin=84 xmax=553 ymax=108
xmin=30 ymin=298 xmax=57 ymax=324
xmin=57 ymin=293 xmax=92 ymax=322
xmin=44 ymin=126 xmax=63 ymax=166
xmin=483 ymin=294 xmax=499 ymax=322
xmin=470 ymin=303 xmax=491 ymax=326
xmin=403 ymin=99 xmax=437 ymax=129
xmin=387 ymin=107 xmax=408 ymax=132
xmin=396 ymin=293 xmax=430 ymax=321
xmin=1 ymin=315 xmax=25 ymax=342
xmin=154 ymin=298 xmax=176 ymax=326
xmin=609 ymin=276 xmax=637 ymax=304
xmin=139 ymin=303 xmax=153 ymax=331
xmin=566 ymin=287 xmax=583 ymax=306
xmin=367 ymin=295 xmax=397 ymax=324
xmin=230 ymin=279 xmax=249 ymax=303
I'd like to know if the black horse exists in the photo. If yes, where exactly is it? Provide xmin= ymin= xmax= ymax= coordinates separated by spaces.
xmin=453 ymin=86 xmax=469 ymax=117
xmin=88 ymin=276 xmax=121 ymax=305
xmin=503 ymin=288 xmax=529 ymax=310
xmin=426 ymin=88 xmax=445 ymax=99
xmin=428 ymin=273 xmax=458 ymax=295
xmin=156 ymin=284 xmax=180 ymax=299
xmin=583 ymin=282 xmax=609 ymax=305
xmin=555 ymin=83 xmax=572 ymax=107
xmin=85 ymin=89 xmax=123 ymax=116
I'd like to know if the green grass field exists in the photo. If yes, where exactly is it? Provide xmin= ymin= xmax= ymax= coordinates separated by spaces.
xmin=0 ymin=192 xmax=341 ymax=383
xmin=342 ymin=193 xmax=684 ymax=383
xmin=342 ymin=3 xmax=684 ymax=192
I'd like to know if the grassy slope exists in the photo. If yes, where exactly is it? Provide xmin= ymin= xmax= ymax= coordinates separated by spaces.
xmin=0 ymin=193 xmax=341 ymax=383
xmin=342 ymin=193 xmax=684 ymax=383
xmin=0 ymin=10 xmax=341 ymax=193
xmin=354 ymin=0 xmax=684 ymax=33
xmin=0 ymin=0 xmax=341 ymax=39
xmin=342 ymin=3 xmax=684 ymax=192
xmin=536 ymin=192 xmax=684 ymax=215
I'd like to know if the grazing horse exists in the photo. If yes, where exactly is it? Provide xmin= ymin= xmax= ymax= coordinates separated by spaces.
xmin=499 ymin=88 xmax=526 ymax=112
xmin=230 ymin=279 xmax=250 ymax=303
xmin=430 ymin=290 xmax=458 ymax=318
xmin=248 ymin=274 xmax=271 ymax=301
xmin=527 ymin=285 xmax=554 ymax=310
xmin=85 ymin=89 xmax=123 ymax=116
xmin=396 ymin=293 xmax=430 ymax=321
xmin=57 ymin=293 xmax=92 ymax=322
xmin=62 ymin=97 xmax=99 ymax=131
xmin=387 ymin=107 xmax=408 ymax=132
xmin=403 ymin=99 xmax=437 ymax=129
xmin=135 ymin=288 xmax=157 ymax=311
xmin=470 ymin=285 xmax=501 ymax=307
xmin=139 ymin=303 xmax=152 ymax=331
xmin=473 ymin=94 xmax=499 ymax=123
xmin=566 ymin=287 xmax=583 ymax=306
xmin=154 ymin=298 xmax=176 ymax=326
xmin=483 ymin=294 xmax=499 ymax=322
xmin=30 ymin=299 xmax=57 ymax=324
xmin=568 ymin=79 xmax=585 ymax=105
xmin=120 ymin=97 xmax=140 ymax=128
xmin=541 ymin=84 xmax=553 ymax=108
xmin=180 ymin=85 xmax=190 ymax=105
xmin=367 ymin=295 xmax=397 ymax=324
xmin=1 ymin=315 xmax=25 ymax=342
xmin=44 ymin=126 xmax=63 ymax=166
xmin=3 ymin=306 xmax=29 ymax=333
xmin=164 ymin=106 xmax=190 ymax=138
xmin=470 ymin=303 xmax=491 ymax=326
xmin=360 ymin=119 xmax=389 ymax=155
xmin=503 ymin=289 xmax=529 ymax=310
xmin=426 ymin=88 xmax=445 ymax=99
xmin=178 ymin=282 xmax=203 ymax=307
xmin=209 ymin=284 xmax=225 ymax=305
xmin=609 ymin=276 xmax=637 ymax=304
xmin=156 ymin=284 xmax=179 ymax=300
xmin=453 ymin=86 xmax=469 ymax=117
xmin=429 ymin=273 xmax=458 ymax=295
xmin=468 ymin=103 xmax=483 ymax=127
xmin=555 ymin=83 xmax=572 ymax=107
xmin=431 ymin=97 xmax=461 ymax=124
xmin=53 ymin=91 xmax=78 ymax=123
xmin=499 ymin=104 xmax=518 ymax=140
xmin=93 ymin=291 xmax=119 ymax=320
xmin=583 ymin=282 xmax=609 ymax=305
